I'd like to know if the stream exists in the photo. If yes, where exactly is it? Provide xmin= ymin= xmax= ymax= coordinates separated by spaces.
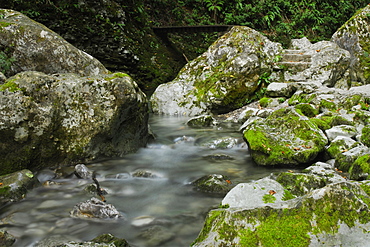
xmin=0 ymin=115 xmax=290 ymax=247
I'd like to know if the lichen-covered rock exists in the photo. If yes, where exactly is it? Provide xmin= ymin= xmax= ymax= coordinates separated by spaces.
xmin=331 ymin=4 xmax=370 ymax=84
xmin=243 ymin=107 xmax=328 ymax=166
xmin=326 ymin=136 xmax=361 ymax=159
xmin=70 ymin=197 xmax=121 ymax=219
xmin=0 ymin=169 xmax=39 ymax=206
xmin=303 ymin=161 xmax=346 ymax=184
xmin=150 ymin=26 xmax=283 ymax=116
xmin=0 ymin=71 xmax=149 ymax=175
xmin=0 ymin=9 xmax=108 ymax=77
xmin=193 ymin=182 xmax=370 ymax=247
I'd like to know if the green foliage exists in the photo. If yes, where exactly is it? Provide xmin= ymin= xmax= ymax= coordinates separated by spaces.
xmin=0 ymin=51 xmax=15 ymax=75
xmin=262 ymin=194 xmax=276 ymax=203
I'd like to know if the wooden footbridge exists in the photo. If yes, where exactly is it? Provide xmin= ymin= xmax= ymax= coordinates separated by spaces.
xmin=152 ymin=25 xmax=233 ymax=35
xmin=152 ymin=25 xmax=234 ymax=64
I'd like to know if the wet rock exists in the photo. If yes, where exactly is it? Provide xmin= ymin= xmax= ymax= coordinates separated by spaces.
xmin=74 ymin=164 xmax=92 ymax=179
xmin=194 ymin=182 xmax=370 ymax=247
xmin=0 ymin=71 xmax=149 ymax=175
xmin=0 ymin=9 xmax=108 ymax=77
xmin=186 ymin=115 xmax=218 ymax=127
xmin=332 ymin=4 xmax=370 ymax=84
xmin=52 ymin=233 xmax=130 ymax=247
xmin=138 ymin=225 xmax=174 ymax=246
xmin=243 ymin=107 xmax=328 ymax=166
xmin=150 ymin=26 xmax=283 ymax=116
xmin=132 ymin=170 xmax=156 ymax=178
xmin=70 ymin=197 xmax=121 ymax=219
xmin=0 ymin=230 xmax=15 ymax=247
xmin=203 ymin=153 xmax=234 ymax=161
xmin=0 ymin=169 xmax=40 ymax=206
xmin=192 ymin=174 xmax=232 ymax=194
xmin=201 ymin=137 xmax=240 ymax=149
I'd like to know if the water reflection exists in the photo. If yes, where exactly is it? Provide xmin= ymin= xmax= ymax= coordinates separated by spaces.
xmin=0 ymin=115 xmax=289 ymax=247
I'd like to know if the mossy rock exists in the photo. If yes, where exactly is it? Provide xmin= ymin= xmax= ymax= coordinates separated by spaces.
xmin=349 ymin=154 xmax=370 ymax=180
xmin=294 ymin=103 xmax=319 ymax=118
xmin=243 ymin=107 xmax=328 ymax=166
xmin=361 ymin=125 xmax=370 ymax=147
xmin=193 ymin=182 xmax=370 ymax=247
xmin=275 ymin=172 xmax=327 ymax=197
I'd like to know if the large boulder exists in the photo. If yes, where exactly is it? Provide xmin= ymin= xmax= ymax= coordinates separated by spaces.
xmin=331 ymin=4 xmax=370 ymax=85
xmin=0 ymin=71 xmax=149 ymax=175
xmin=0 ymin=9 xmax=108 ymax=77
xmin=193 ymin=181 xmax=370 ymax=247
xmin=150 ymin=26 xmax=282 ymax=116
xmin=243 ymin=107 xmax=328 ymax=166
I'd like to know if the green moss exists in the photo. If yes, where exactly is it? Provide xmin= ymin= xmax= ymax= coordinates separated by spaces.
xmin=0 ymin=79 xmax=20 ymax=92
xmin=361 ymin=125 xmax=370 ymax=147
xmin=319 ymin=99 xmax=337 ymax=111
xmin=288 ymin=93 xmax=316 ymax=106
xmin=309 ymin=118 xmax=331 ymax=131
xmin=339 ymin=94 xmax=363 ymax=110
xmin=262 ymin=194 xmax=276 ymax=203
xmin=259 ymin=97 xmax=271 ymax=108
xmin=105 ymin=72 xmax=130 ymax=81
xmin=0 ymin=186 xmax=11 ymax=197
xmin=282 ymin=189 xmax=296 ymax=201
xmin=294 ymin=103 xmax=319 ymax=118
xmin=276 ymin=172 xmax=326 ymax=197
xmin=194 ymin=182 xmax=370 ymax=247
xmin=349 ymin=154 xmax=370 ymax=180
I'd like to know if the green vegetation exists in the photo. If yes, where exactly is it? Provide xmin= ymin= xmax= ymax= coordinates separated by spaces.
xmin=263 ymin=193 xmax=276 ymax=203
xmin=1 ymin=0 xmax=367 ymax=93
xmin=0 ymin=50 xmax=15 ymax=75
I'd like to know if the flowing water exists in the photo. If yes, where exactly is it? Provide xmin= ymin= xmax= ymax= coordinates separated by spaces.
xmin=0 ymin=115 xmax=289 ymax=247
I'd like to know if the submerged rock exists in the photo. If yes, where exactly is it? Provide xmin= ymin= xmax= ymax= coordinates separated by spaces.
xmin=70 ymin=197 xmax=121 ymax=219
xmin=0 ymin=230 xmax=15 ymax=247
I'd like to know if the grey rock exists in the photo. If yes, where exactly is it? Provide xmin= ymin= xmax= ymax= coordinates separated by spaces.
xmin=331 ymin=4 xmax=370 ymax=84
xmin=0 ymin=9 xmax=108 ymax=77
xmin=325 ymin=125 xmax=357 ymax=141
xmin=0 ymin=71 xmax=149 ymax=175
xmin=221 ymin=177 xmax=285 ymax=208
xmin=74 ymin=164 xmax=92 ymax=179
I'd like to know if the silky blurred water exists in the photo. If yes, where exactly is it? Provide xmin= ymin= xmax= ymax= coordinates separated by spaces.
xmin=0 ymin=115 xmax=289 ymax=247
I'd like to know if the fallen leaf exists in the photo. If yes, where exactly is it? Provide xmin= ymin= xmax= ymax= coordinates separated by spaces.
xmin=226 ymin=180 xmax=232 ymax=184
xmin=269 ymin=190 xmax=276 ymax=195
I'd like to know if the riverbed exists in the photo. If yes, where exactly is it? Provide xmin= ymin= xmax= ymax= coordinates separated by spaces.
xmin=0 ymin=115 xmax=290 ymax=246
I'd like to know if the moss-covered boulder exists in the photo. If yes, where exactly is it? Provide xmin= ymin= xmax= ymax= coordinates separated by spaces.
xmin=0 ymin=9 xmax=108 ymax=77
xmin=150 ymin=26 xmax=283 ymax=116
xmin=349 ymin=154 xmax=370 ymax=180
xmin=193 ymin=182 xmax=370 ymax=247
xmin=0 ymin=71 xmax=149 ymax=175
xmin=186 ymin=115 xmax=218 ymax=127
xmin=0 ymin=169 xmax=39 ymax=206
xmin=243 ymin=107 xmax=328 ymax=166
xmin=332 ymin=4 xmax=370 ymax=84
